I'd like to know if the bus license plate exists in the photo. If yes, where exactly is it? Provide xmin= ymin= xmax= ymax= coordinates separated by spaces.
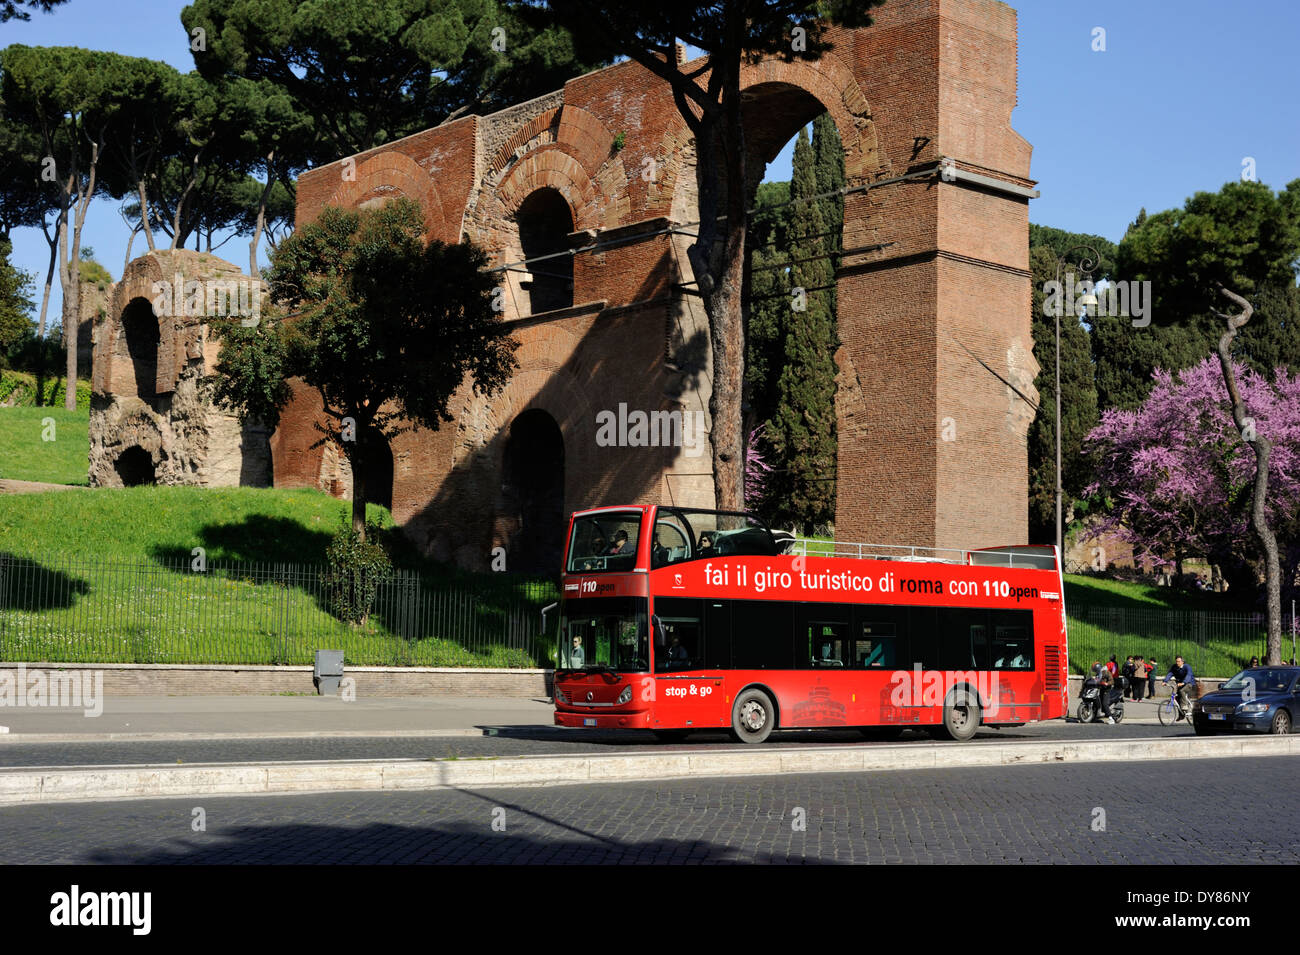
xmin=583 ymin=718 xmax=597 ymax=726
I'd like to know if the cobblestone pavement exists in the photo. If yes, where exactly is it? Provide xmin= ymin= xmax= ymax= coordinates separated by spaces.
xmin=1 ymin=756 xmax=1295 ymax=864
xmin=0 ymin=719 xmax=1202 ymax=768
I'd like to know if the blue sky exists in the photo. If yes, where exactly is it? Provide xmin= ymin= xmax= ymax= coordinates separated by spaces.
xmin=4 ymin=0 xmax=1299 ymax=319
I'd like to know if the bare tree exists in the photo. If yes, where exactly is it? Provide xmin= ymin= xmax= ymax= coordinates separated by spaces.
xmin=1214 ymin=284 xmax=1282 ymax=663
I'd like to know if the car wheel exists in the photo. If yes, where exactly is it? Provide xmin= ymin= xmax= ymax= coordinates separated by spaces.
xmin=1270 ymin=709 xmax=1291 ymax=735
xmin=731 ymin=688 xmax=775 ymax=744
xmin=1193 ymin=721 xmax=1214 ymax=736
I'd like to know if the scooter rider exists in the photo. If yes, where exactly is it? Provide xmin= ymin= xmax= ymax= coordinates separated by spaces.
xmin=1086 ymin=661 xmax=1116 ymax=724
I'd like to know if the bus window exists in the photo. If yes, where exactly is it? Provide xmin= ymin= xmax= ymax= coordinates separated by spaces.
xmin=733 ymin=600 xmax=795 ymax=669
xmin=566 ymin=512 xmax=642 ymax=573
xmin=853 ymin=606 xmax=906 ymax=668
xmin=651 ymin=518 xmax=691 ymax=568
xmin=653 ymin=597 xmax=703 ymax=671
xmin=991 ymin=610 xmax=1034 ymax=669
xmin=854 ymin=621 xmax=898 ymax=668
xmin=939 ymin=608 xmax=991 ymax=670
xmin=702 ymin=601 xmax=732 ymax=668
xmin=808 ymin=621 xmax=848 ymax=667
xmin=907 ymin=607 xmax=939 ymax=669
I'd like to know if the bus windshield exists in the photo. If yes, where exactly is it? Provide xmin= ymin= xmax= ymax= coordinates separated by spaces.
xmin=558 ymin=596 xmax=649 ymax=672
xmin=651 ymin=508 xmax=778 ymax=566
xmin=566 ymin=511 xmax=642 ymax=573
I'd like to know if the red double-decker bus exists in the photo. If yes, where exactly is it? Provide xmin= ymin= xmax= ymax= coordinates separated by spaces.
xmin=551 ymin=506 xmax=1068 ymax=743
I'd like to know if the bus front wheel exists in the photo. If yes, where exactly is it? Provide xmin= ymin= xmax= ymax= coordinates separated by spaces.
xmin=938 ymin=689 xmax=980 ymax=742
xmin=732 ymin=689 xmax=776 ymax=744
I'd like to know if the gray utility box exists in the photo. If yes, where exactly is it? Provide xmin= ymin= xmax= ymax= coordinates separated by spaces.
xmin=314 ymin=650 xmax=345 ymax=696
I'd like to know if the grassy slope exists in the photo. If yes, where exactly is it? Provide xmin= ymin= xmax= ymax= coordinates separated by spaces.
xmin=0 ymin=407 xmax=90 ymax=485
xmin=0 ymin=485 xmax=392 ymax=563
xmin=0 ymin=486 xmax=556 ymax=667
xmin=1064 ymin=574 xmax=1264 ymax=678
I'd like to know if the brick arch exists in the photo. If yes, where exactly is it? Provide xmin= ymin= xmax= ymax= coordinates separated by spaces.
xmin=495 ymin=145 xmax=599 ymax=230
xmin=555 ymin=104 xmax=616 ymax=178
xmin=96 ymin=254 xmax=166 ymax=398
xmin=326 ymin=151 xmax=452 ymax=244
xmin=738 ymin=50 xmax=882 ymax=181
xmin=487 ymin=107 xmax=562 ymax=181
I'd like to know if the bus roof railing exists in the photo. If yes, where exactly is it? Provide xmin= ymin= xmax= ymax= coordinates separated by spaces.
xmin=786 ymin=539 xmax=1059 ymax=570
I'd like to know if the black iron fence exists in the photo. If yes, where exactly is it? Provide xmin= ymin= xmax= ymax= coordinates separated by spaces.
xmin=0 ymin=553 xmax=559 ymax=667
xmin=2 ymin=552 xmax=1295 ymax=677
xmin=1067 ymin=605 xmax=1298 ymax=678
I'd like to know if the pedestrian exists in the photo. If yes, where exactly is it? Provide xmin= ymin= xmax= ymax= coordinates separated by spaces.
xmin=1131 ymin=656 xmax=1148 ymax=700
xmin=1121 ymin=656 xmax=1136 ymax=699
xmin=1146 ymin=657 xmax=1158 ymax=700
xmin=1106 ymin=655 xmax=1118 ymax=678
xmin=1249 ymin=655 xmax=1259 ymax=669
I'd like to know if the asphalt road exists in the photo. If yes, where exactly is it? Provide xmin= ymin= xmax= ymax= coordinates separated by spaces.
xmin=1 ymin=755 xmax=1295 ymax=864
xmin=0 ymin=718 xmax=1202 ymax=768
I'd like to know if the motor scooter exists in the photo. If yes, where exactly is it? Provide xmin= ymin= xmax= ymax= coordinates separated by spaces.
xmin=1078 ymin=675 xmax=1126 ymax=723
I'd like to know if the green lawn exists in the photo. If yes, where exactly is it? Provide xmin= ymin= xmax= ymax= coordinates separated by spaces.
xmin=1063 ymin=574 xmax=1266 ymax=678
xmin=1064 ymin=572 xmax=1246 ymax=611
xmin=0 ymin=486 xmax=558 ymax=667
xmin=0 ymin=406 xmax=90 ymax=485
xmin=0 ymin=485 xmax=394 ymax=563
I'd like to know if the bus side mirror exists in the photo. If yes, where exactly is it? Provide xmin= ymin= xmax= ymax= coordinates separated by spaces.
xmin=652 ymin=615 xmax=666 ymax=651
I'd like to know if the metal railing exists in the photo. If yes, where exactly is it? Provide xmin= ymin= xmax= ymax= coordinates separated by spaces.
xmin=787 ymin=539 xmax=1059 ymax=569
xmin=1066 ymin=605 xmax=1297 ymax=678
xmin=0 ymin=553 xmax=558 ymax=668
xmin=2 ymin=552 xmax=1293 ymax=677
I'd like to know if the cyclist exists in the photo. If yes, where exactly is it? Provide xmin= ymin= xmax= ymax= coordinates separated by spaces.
xmin=1163 ymin=655 xmax=1195 ymax=719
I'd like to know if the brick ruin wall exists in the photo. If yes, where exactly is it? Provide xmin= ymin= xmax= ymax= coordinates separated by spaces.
xmin=88 ymin=249 xmax=272 ymax=488
xmin=266 ymin=0 xmax=1040 ymax=569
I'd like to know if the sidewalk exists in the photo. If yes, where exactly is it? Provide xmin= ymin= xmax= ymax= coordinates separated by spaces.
xmin=0 ymin=695 xmax=557 ymax=741
xmin=0 ymin=692 xmax=1166 ymax=742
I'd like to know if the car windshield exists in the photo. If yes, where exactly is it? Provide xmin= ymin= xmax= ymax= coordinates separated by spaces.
xmin=557 ymin=596 xmax=649 ymax=673
xmin=1221 ymin=668 xmax=1297 ymax=693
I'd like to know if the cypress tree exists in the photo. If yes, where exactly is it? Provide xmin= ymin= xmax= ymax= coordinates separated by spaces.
xmin=744 ymin=180 xmax=791 ymax=435
xmin=768 ymin=127 xmax=837 ymax=533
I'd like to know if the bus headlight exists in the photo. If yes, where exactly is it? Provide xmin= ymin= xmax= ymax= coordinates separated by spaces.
xmin=617 ymin=686 xmax=632 ymax=704
xmin=554 ymin=688 xmax=569 ymax=704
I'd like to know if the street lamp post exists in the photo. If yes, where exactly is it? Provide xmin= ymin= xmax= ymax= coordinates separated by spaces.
xmin=1053 ymin=246 xmax=1100 ymax=561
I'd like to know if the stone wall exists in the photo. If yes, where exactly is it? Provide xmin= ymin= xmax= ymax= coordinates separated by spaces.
xmin=88 ymin=249 xmax=272 ymax=489
xmin=0 ymin=663 xmax=552 ymax=698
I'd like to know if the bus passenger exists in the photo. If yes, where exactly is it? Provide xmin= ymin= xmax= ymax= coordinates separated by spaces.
xmin=609 ymin=530 xmax=634 ymax=555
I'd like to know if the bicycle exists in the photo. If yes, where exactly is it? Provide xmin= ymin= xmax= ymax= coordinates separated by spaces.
xmin=1157 ymin=680 xmax=1193 ymax=726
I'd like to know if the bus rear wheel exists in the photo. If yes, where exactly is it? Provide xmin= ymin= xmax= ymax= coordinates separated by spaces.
xmin=938 ymin=690 xmax=980 ymax=742
xmin=732 ymin=689 xmax=776 ymax=744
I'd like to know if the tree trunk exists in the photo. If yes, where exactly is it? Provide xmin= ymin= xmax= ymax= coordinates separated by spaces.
xmin=250 ymin=151 xmax=277 ymax=277
xmin=351 ymin=457 xmax=367 ymax=541
xmin=695 ymin=53 xmax=748 ymax=511
xmin=1214 ymin=284 xmax=1282 ymax=663
xmin=137 ymin=180 xmax=156 ymax=252
xmin=34 ymin=220 xmax=59 ymax=406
